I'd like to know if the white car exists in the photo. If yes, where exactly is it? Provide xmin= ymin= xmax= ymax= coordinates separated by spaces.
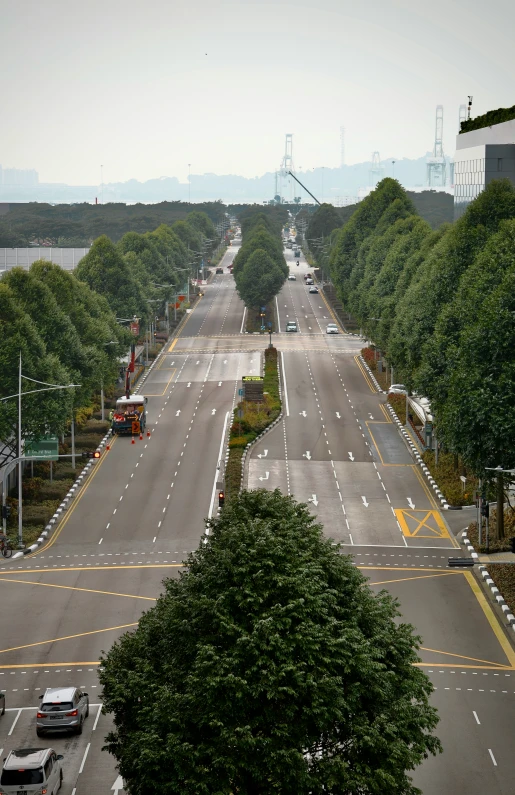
xmin=309 ymin=286 xmax=319 ymax=294
xmin=306 ymin=278 xmax=314 ymax=285
xmin=388 ymin=384 xmax=408 ymax=395
xmin=326 ymin=323 xmax=339 ymax=334
xmin=288 ymin=274 xmax=296 ymax=281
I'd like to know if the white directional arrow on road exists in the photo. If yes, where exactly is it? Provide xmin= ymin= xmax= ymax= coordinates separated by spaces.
xmin=369 ymin=414 xmax=374 ymax=419
xmin=299 ymin=411 xmax=307 ymax=417
xmin=175 ymin=410 xmax=181 ymax=417
xmin=112 ymin=775 xmax=125 ymax=794
xmin=259 ymin=472 xmax=270 ymax=481
xmin=361 ymin=496 xmax=369 ymax=507
xmin=348 ymin=452 xmax=355 ymax=461
xmin=335 ymin=412 xmax=341 ymax=419
xmin=223 ymin=360 xmax=228 ymax=364
xmin=196 ymin=360 xmax=200 ymax=364
xmin=218 ymin=381 xmax=222 ymax=386
xmin=257 ymin=450 xmax=268 ymax=458
xmin=407 ymin=498 xmax=415 ymax=509
xmin=187 ymin=382 xmax=191 ymax=388
xmin=308 ymin=494 xmax=319 ymax=506
xmin=212 ymin=409 xmax=216 ymax=415
xmin=303 ymin=451 xmax=312 ymax=460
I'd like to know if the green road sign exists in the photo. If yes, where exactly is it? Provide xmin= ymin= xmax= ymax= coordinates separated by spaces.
xmin=25 ymin=436 xmax=59 ymax=461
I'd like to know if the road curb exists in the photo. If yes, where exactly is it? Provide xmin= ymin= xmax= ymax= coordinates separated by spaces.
xmin=357 ymin=354 xmax=385 ymax=394
xmin=461 ymin=531 xmax=515 ymax=631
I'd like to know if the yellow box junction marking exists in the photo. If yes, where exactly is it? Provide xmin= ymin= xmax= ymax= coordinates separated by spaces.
xmin=395 ymin=508 xmax=451 ymax=539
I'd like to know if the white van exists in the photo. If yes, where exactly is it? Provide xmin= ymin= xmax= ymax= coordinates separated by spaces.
xmin=0 ymin=748 xmax=63 ymax=794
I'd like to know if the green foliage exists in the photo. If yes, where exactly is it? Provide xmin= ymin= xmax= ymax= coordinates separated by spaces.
xmin=235 ymin=248 xmax=285 ymax=309
xmin=100 ymin=488 xmax=441 ymax=795
xmin=460 ymin=104 xmax=515 ymax=134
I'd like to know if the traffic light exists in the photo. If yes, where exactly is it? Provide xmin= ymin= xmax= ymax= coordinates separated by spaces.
xmin=82 ymin=450 xmax=101 ymax=459
xmin=1 ymin=505 xmax=11 ymax=520
xmin=218 ymin=491 xmax=225 ymax=508
xmin=481 ymin=498 xmax=489 ymax=518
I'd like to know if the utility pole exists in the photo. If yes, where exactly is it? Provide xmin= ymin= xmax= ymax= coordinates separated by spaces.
xmin=484 ymin=464 xmax=515 ymax=541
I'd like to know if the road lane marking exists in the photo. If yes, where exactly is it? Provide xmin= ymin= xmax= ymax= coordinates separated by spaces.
xmin=353 ymin=356 xmax=376 ymax=393
xmin=419 ymin=646 xmax=512 ymax=668
xmin=207 ymin=411 xmax=230 ymax=523
xmin=280 ymin=352 xmax=290 ymax=416
xmin=473 ymin=710 xmax=481 ymax=724
xmin=92 ymin=704 xmax=102 ymax=731
xmin=0 ymin=623 xmax=140 ymax=655
xmin=370 ymin=572 xmax=459 ymax=586
xmin=8 ymin=709 xmax=21 ymax=735
xmin=240 ymin=306 xmax=247 ymax=334
xmin=78 ymin=742 xmax=91 ymax=774
xmin=488 ymin=749 xmax=497 ymax=766
xmin=0 ymin=577 xmax=156 ymax=600
xmin=34 ymin=434 xmax=119 ymax=555
xmin=395 ymin=508 xmax=451 ymax=540
xmin=465 ymin=571 xmax=515 ymax=668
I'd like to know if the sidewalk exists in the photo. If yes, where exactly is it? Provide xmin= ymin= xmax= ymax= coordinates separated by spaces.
xmin=478 ymin=551 xmax=515 ymax=563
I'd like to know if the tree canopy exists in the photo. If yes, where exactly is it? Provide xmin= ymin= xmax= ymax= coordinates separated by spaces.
xmin=100 ymin=488 xmax=440 ymax=795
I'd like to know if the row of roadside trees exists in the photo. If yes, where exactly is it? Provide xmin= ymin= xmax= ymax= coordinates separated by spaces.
xmin=233 ymin=210 xmax=288 ymax=313
xmin=0 ymin=211 xmax=220 ymax=468
xmin=309 ymin=177 xmax=515 ymax=477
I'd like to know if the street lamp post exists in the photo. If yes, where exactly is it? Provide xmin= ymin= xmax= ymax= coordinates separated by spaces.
xmin=0 ymin=353 xmax=80 ymax=547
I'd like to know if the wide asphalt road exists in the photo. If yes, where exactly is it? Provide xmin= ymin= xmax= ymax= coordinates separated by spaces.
xmin=0 ymin=242 xmax=513 ymax=793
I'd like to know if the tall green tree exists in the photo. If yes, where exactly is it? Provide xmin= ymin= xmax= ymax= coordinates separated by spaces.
xmin=235 ymin=248 xmax=285 ymax=309
xmin=100 ymin=489 xmax=441 ymax=795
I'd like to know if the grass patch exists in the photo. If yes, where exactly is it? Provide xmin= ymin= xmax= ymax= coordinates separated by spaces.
xmin=467 ymin=510 xmax=515 ymax=553
xmin=225 ymin=347 xmax=281 ymax=503
xmin=422 ymin=450 xmax=476 ymax=507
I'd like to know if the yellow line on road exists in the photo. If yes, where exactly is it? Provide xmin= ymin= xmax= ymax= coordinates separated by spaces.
xmin=354 ymin=355 xmax=376 ymax=393
xmin=35 ymin=436 xmax=119 ymax=556
xmin=0 ymin=577 xmax=157 ymax=600
xmin=414 ymin=662 xmax=515 ymax=670
xmin=0 ymin=564 xmax=183 ymax=575
xmin=379 ymin=403 xmax=392 ymax=422
xmin=465 ymin=571 xmax=515 ymax=668
xmin=144 ymin=367 xmax=177 ymax=397
xmin=318 ymin=288 xmax=340 ymax=326
xmin=412 ymin=464 xmax=440 ymax=511
xmin=360 ymin=565 xmax=450 ymax=572
xmin=370 ymin=572 xmax=459 ymax=586
xmin=0 ymin=623 xmax=138 ymax=655
xmin=419 ymin=646 xmax=512 ymax=668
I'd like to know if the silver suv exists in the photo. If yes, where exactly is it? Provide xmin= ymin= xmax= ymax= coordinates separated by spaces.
xmin=0 ymin=748 xmax=63 ymax=794
xmin=37 ymin=687 xmax=89 ymax=736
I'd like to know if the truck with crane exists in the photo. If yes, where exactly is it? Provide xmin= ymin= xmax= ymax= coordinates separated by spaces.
xmin=111 ymin=343 xmax=147 ymax=436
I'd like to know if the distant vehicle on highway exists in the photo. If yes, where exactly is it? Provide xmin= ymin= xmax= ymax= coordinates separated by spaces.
xmin=111 ymin=395 xmax=147 ymax=436
xmin=304 ymin=273 xmax=312 ymax=280
xmin=286 ymin=242 xmax=293 ymax=249
xmin=388 ymin=384 xmax=408 ymax=395
xmin=309 ymin=286 xmax=319 ymax=293
xmin=294 ymin=249 xmax=301 ymax=257
xmin=326 ymin=323 xmax=339 ymax=334
xmin=288 ymin=274 xmax=296 ymax=280
xmin=0 ymin=747 xmax=64 ymax=794
xmin=305 ymin=278 xmax=314 ymax=285
xmin=215 ymin=267 xmax=224 ymax=274
xmin=285 ymin=321 xmax=298 ymax=332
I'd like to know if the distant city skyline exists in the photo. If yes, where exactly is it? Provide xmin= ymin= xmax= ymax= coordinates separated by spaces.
xmin=1 ymin=0 xmax=513 ymax=186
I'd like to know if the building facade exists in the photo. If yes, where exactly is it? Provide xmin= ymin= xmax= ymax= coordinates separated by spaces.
xmin=454 ymin=119 xmax=515 ymax=218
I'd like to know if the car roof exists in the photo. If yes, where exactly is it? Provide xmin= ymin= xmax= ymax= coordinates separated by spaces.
xmin=5 ymin=748 xmax=52 ymax=768
xmin=42 ymin=686 xmax=77 ymax=701
xmin=327 ymin=323 xmax=337 ymax=327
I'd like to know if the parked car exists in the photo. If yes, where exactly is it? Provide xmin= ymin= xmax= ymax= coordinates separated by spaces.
xmin=0 ymin=748 xmax=64 ymax=794
xmin=288 ymin=274 xmax=296 ymax=281
xmin=309 ymin=286 xmax=319 ymax=293
xmin=285 ymin=321 xmax=298 ymax=332
xmin=37 ymin=687 xmax=89 ymax=737
xmin=326 ymin=323 xmax=339 ymax=334
xmin=388 ymin=384 xmax=408 ymax=395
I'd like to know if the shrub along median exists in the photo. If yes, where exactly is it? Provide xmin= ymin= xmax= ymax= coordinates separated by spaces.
xmin=225 ymin=347 xmax=281 ymax=501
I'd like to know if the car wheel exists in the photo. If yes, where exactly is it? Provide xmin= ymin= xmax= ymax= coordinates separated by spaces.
xmin=1 ymin=699 xmax=4 ymax=716
xmin=75 ymin=718 xmax=83 ymax=735
xmin=85 ymin=703 xmax=89 ymax=718
xmin=58 ymin=768 xmax=63 ymax=791
xmin=36 ymin=728 xmax=45 ymax=737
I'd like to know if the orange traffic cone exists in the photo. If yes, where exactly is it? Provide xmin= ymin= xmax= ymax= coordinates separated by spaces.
xmin=147 ymin=430 xmax=151 ymax=437
xmin=106 ymin=444 xmax=110 ymax=451
xmin=139 ymin=433 xmax=143 ymax=441
xmin=131 ymin=437 xmax=135 ymax=445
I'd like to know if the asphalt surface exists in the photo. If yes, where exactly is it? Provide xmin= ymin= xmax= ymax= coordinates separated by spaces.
xmin=0 ymin=242 xmax=513 ymax=793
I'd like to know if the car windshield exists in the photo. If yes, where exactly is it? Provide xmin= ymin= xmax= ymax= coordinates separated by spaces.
xmin=1 ymin=768 xmax=44 ymax=785
xmin=42 ymin=701 xmax=73 ymax=711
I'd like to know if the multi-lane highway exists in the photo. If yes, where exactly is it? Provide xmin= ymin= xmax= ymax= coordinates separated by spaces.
xmin=0 ymin=241 xmax=513 ymax=793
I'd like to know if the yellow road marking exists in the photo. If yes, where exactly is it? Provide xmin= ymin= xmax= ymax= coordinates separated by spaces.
xmin=318 ymin=288 xmax=340 ymax=326
xmin=354 ymin=355 xmax=376 ymax=393
xmin=465 ymin=571 xmax=515 ymax=668
xmin=379 ymin=403 xmax=392 ymax=422
xmin=0 ymin=623 xmax=138 ymax=655
xmin=395 ymin=508 xmax=451 ymax=540
xmin=0 ymin=564 xmax=183 ymax=575
xmin=144 ymin=367 xmax=177 ymax=397
xmin=35 ymin=436 xmax=119 ymax=556
xmin=371 ymin=572 xmax=459 ymax=586
xmin=419 ymin=646 xmax=512 ymax=668
xmin=0 ymin=577 xmax=156 ymax=601
xmin=167 ymin=337 xmax=179 ymax=353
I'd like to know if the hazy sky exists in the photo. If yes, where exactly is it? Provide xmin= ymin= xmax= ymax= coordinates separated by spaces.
xmin=1 ymin=0 xmax=514 ymax=184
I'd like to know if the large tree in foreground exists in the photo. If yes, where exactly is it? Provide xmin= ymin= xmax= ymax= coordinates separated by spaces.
xmin=100 ymin=489 xmax=441 ymax=795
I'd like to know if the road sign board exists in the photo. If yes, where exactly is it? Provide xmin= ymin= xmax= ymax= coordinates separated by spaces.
xmin=25 ymin=436 xmax=59 ymax=461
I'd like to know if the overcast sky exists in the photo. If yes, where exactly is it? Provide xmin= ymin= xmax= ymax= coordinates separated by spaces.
xmin=1 ymin=0 xmax=514 ymax=185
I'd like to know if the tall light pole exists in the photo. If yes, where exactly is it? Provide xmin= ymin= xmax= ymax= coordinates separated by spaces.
xmin=0 ymin=353 xmax=79 ymax=547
